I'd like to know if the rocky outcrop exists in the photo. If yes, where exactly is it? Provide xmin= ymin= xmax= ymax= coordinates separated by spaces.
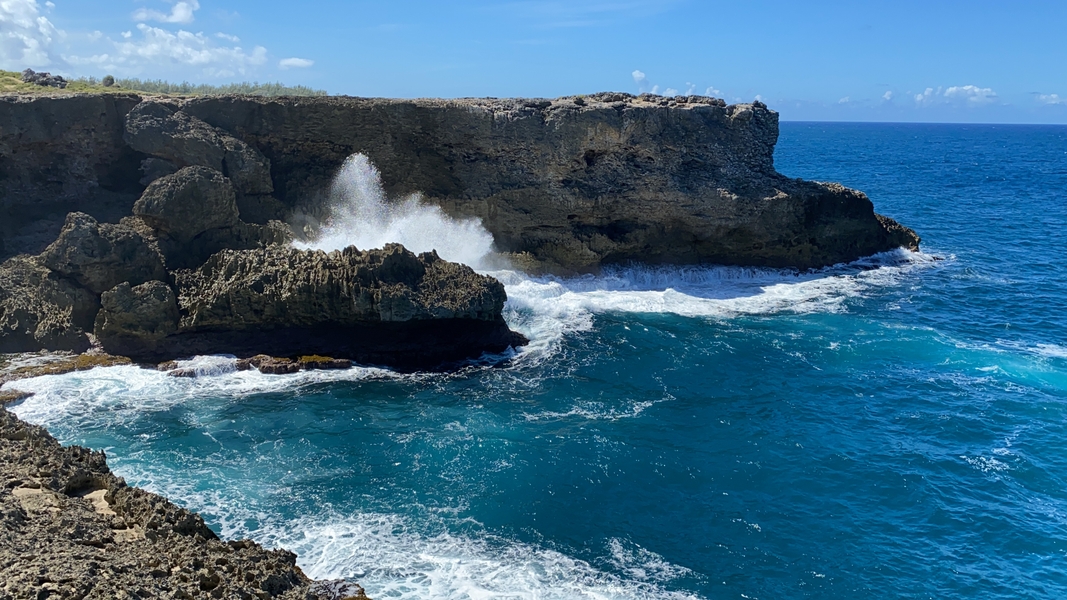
xmin=182 ymin=93 xmax=919 ymax=272
xmin=0 ymin=94 xmax=144 ymax=259
xmin=92 ymin=244 xmax=525 ymax=369
xmin=0 ymin=256 xmax=98 ymax=353
xmin=2 ymin=93 xmax=917 ymax=272
xmin=93 ymin=281 xmax=179 ymax=358
xmin=38 ymin=212 xmax=167 ymax=294
xmin=0 ymin=405 xmax=366 ymax=600
xmin=134 ymin=166 xmax=241 ymax=241
xmin=124 ymin=100 xmax=273 ymax=196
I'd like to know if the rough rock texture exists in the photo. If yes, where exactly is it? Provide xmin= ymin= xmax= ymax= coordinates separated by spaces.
xmin=133 ymin=166 xmax=241 ymax=242
xmin=38 ymin=212 xmax=167 ymax=295
xmin=124 ymin=100 xmax=274 ymax=196
xmin=0 ymin=257 xmax=98 ymax=353
xmin=93 ymin=281 xmax=179 ymax=358
xmin=91 ymin=244 xmax=525 ymax=368
xmin=0 ymin=94 xmax=144 ymax=258
xmin=182 ymin=92 xmax=919 ymax=272
xmin=0 ymin=406 xmax=367 ymax=600
xmin=2 ymin=93 xmax=917 ymax=271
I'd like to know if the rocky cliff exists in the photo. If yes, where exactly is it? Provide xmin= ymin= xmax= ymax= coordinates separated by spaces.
xmin=0 ymin=92 xmax=918 ymax=273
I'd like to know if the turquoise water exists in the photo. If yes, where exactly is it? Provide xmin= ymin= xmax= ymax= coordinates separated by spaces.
xmin=7 ymin=122 xmax=1067 ymax=599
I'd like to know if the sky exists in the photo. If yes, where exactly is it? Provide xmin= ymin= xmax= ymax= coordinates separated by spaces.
xmin=2 ymin=0 xmax=1066 ymax=123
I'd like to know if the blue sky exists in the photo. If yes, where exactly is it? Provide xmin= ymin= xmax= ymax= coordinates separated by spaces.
xmin=2 ymin=0 xmax=1065 ymax=123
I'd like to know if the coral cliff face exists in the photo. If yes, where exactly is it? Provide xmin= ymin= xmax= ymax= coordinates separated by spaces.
xmin=181 ymin=93 xmax=919 ymax=272
xmin=0 ymin=92 xmax=917 ymax=273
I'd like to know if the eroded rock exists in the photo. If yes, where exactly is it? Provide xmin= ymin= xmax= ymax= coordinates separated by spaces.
xmin=94 ymin=281 xmax=179 ymax=358
xmin=0 ymin=406 xmax=367 ymax=600
xmin=123 ymin=101 xmax=273 ymax=195
xmin=0 ymin=256 xmax=99 ymax=353
xmin=38 ymin=212 xmax=167 ymax=295
xmin=134 ymin=166 xmax=241 ymax=242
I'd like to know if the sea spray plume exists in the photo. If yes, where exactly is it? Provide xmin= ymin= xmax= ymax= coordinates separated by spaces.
xmin=298 ymin=153 xmax=500 ymax=270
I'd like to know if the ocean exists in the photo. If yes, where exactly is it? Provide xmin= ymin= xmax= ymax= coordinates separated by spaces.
xmin=6 ymin=122 xmax=1067 ymax=599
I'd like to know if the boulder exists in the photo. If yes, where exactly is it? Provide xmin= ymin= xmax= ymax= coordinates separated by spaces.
xmin=21 ymin=69 xmax=67 ymax=89
xmin=123 ymin=101 xmax=273 ymax=195
xmin=103 ymin=244 xmax=527 ymax=369
xmin=38 ymin=212 xmax=167 ymax=295
xmin=93 ymin=281 xmax=180 ymax=358
xmin=133 ymin=166 xmax=241 ymax=242
xmin=0 ymin=256 xmax=99 ymax=353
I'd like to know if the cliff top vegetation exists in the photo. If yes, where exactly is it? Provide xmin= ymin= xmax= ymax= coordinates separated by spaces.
xmin=0 ymin=70 xmax=327 ymax=97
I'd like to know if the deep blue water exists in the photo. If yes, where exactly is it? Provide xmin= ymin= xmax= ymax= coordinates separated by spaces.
xmin=7 ymin=122 xmax=1067 ymax=599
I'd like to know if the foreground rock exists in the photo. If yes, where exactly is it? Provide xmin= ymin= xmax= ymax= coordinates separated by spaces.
xmin=0 ymin=406 xmax=366 ymax=600
xmin=93 ymin=244 xmax=526 ymax=369
xmin=1 ymin=93 xmax=918 ymax=272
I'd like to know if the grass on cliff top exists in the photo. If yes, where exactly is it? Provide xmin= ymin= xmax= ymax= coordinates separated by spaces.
xmin=0 ymin=70 xmax=327 ymax=97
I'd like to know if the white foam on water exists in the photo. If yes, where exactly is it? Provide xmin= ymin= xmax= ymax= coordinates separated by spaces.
xmin=1 ymin=154 xmax=950 ymax=600
xmin=295 ymin=153 xmax=498 ymax=271
xmin=4 ymin=360 xmax=401 ymax=430
xmin=222 ymin=509 xmax=701 ymax=600
xmin=1033 ymin=344 xmax=1067 ymax=359
xmin=497 ymin=249 xmax=940 ymax=366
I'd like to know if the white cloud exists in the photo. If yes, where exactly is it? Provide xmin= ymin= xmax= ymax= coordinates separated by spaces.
xmin=663 ymin=87 xmax=678 ymax=96
xmin=838 ymin=96 xmax=850 ymax=104
xmin=1037 ymin=93 xmax=1066 ymax=105
xmin=914 ymin=87 xmax=940 ymax=105
xmin=133 ymin=1 xmax=200 ymax=25
xmin=279 ymin=57 xmax=313 ymax=69
xmin=705 ymin=86 xmax=721 ymax=97
xmin=216 ymin=32 xmax=240 ymax=43
xmin=916 ymin=85 xmax=998 ymax=107
xmin=944 ymin=85 xmax=997 ymax=105
xmin=44 ymin=1 xmax=54 ymax=8
xmin=684 ymin=82 xmax=695 ymax=95
xmin=0 ymin=0 xmax=62 ymax=69
xmin=754 ymin=94 xmax=765 ymax=103
xmin=121 ymin=30 xmax=133 ymax=39
xmin=66 ymin=23 xmax=267 ymax=76
xmin=632 ymin=69 xmax=646 ymax=84
xmin=882 ymin=90 xmax=893 ymax=101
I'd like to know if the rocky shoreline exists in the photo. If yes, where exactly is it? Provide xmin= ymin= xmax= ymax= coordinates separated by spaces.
xmin=0 ymin=90 xmax=921 ymax=598
xmin=0 ymin=402 xmax=366 ymax=600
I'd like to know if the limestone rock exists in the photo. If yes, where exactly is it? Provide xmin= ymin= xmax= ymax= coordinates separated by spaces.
xmin=0 ymin=256 xmax=98 ymax=353
xmin=93 ymin=281 xmax=180 ymax=358
xmin=117 ymin=244 xmax=527 ymax=369
xmin=38 ymin=212 xmax=167 ymax=295
xmin=123 ymin=101 xmax=273 ymax=195
xmin=183 ymin=94 xmax=920 ymax=273
xmin=134 ymin=166 xmax=241 ymax=242
xmin=0 ymin=406 xmax=367 ymax=600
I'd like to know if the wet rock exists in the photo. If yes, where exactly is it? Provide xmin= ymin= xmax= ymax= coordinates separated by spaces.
xmin=0 ymin=389 xmax=33 ymax=405
xmin=93 ymin=281 xmax=180 ymax=358
xmin=166 ymin=368 xmax=198 ymax=378
xmin=0 ymin=353 xmax=132 ymax=384
xmin=38 ymin=212 xmax=167 ymax=295
xmin=255 ymin=357 xmax=301 ymax=375
xmin=298 ymin=355 xmax=352 ymax=370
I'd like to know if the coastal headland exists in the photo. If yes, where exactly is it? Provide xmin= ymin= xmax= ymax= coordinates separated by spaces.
xmin=1 ymin=91 xmax=920 ymax=597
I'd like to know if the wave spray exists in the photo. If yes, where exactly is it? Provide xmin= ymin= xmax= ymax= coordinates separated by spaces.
xmin=296 ymin=153 xmax=498 ymax=270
